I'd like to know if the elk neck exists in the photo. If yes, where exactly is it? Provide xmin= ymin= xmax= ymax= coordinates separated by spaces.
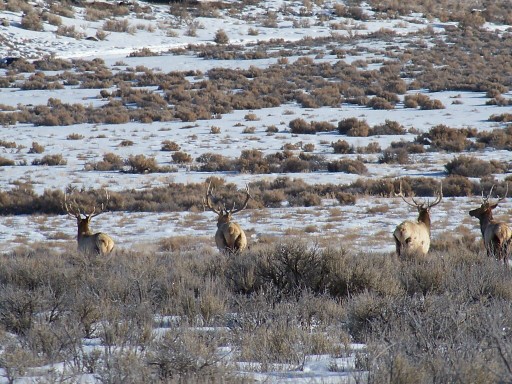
xmin=417 ymin=209 xmax=431 ymax=233
xmin=476 ymin=210 xmax=495 ymax=236
xmin=77 ymin=219 xmax=93 ymax=238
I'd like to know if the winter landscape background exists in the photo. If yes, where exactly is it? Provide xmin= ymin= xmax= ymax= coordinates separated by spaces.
xmin=0 ymin=0 xmax=512 ymax=382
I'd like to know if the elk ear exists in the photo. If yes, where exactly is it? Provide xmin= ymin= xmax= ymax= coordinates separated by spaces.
xmin=490 ymin=203 xmax=499 ymax=210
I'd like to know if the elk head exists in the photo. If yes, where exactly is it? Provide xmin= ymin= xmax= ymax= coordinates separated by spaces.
xmin=393 ymin=181 xmax=442 ymax=258
xmin=63 ymin=189 xmax=115 ymax=255
xmin=469 ymin=184 xmax=512 ymax=263
xmin=469 ymin=184 xmax=507 ymax=222
xmin=395 ymin=181 xmax=443 ymax=229
xmin=203 ymin=182 xmax=251 ymax=227
xmin=203 ymin=182 xmax=251 ymax=253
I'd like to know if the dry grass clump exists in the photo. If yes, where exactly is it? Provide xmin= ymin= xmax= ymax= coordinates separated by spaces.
xmin=41 ymin=11 xmax=62 ymax=26
xmin=20 ymin=73 xmax=64 ymax=91
xmin=102 ymin=19 xmax=134 ymax=33
xmin=367 ymin=96 xmax=395 ymax=110
xmin=31 ymin=154 xmax=66 ymax=166
xmin=364 ymin=251 xmax=512 ymax=383
xmin=84 ymin=6 xmax=111 ymax=21
xmin=0 ymin=156 xmax=15 ymax=166
xmin=20 ymin=11 xmax=43 ymax=31
xmin=0 ymin=140 xmax=16 ymax=148
xmin=404 ymin=93 xmax=445 ymax=109
xmin=331 ymin=139 xmax=354 ymax=154
xmin=357 ymin=142 xmax=382 ymax=154
xmin=214 ymin=29 xmax=229 ymax=44
xmin=125 ymin=154 xmax=175 ymax=173
xmin=337 ymin=118 xmax=370 ymax=137
xmin=49 ymin=2 xmax=74 ymax=18
xmin=489 ymin=113 xmax=512 ymax=123
xmin=369 ymin=120 xmax=406 ymax=135
xmin=327 ymin=159 xmax=368 ymax=175
xmin=128 ymin=47 xmax=159 ymax=57
xmin=416 ymin=124 xmax=476 ymax=152
xmin=56 ymin=25 xmax=84 ymax=39
xmin=445 ymin=155 xmax=509 ymax=178
xmin=66 ymin=133 xmax=84 ymax=140
xmin=146 ymin=328 xmax=232 ymax=380
xmin=1 ymin=237 xmax=512 ymax=382
xmin=476 ymin=126 xmax=512 ymax=150
xmin=196 ymin=153 xmax=237 ymax=172
xmin=171 ymin=151 xmax=193 ymax=164
xmin=289 ymin=118 xmax=336 ymax=134
xmin=440 ymin=175 xmax=476 ymax=197
xmin=86 ymin=152 xmax=124 ymax=171
xmin=161 ymin=140 xmax=181 ymax=151
xmin=28 ymin=141 xmax=44 ymax=154
xmin=378 ymin=147 xmax=410 ymax=164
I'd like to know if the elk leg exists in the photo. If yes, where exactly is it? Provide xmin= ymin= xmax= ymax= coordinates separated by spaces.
xmin=393 ymin=234 xmax=402 ymax=257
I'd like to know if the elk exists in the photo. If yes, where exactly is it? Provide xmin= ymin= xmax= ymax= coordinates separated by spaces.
xmin=469 ymin=184 xmax=512 ymax=264
xmin=63 ymin=191 xmax=115 ymax=255
xmin=393 ymin=182 xmax=443 ymax=258
xmin=203 ymin=182 xmax=251 ymax=253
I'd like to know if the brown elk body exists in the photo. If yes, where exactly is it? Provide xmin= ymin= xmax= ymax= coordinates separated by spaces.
xmin=64 ymin=192 xmax=115 ymax=255
xmin=204 ymin=183 xmax=251 ymax=253
xmin=393 ymin=182 xmax=442 ymax=258
xmin=469 ymin=185 xmax=512 ymax=264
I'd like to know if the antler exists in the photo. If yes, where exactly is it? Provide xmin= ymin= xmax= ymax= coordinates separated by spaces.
xmin=63 ymin=193 xmax=82 ymax=218
xmin=229 ymin=184 xmax=252 ymax=214
xmin=63 ymin=189 xmax=110 ymax=218
xmin=89 ymin=189 xmax=110 ymax=218
xmin=395 ymin=180 xmax=442 ymax=208
xmin=203 ymin=181 xmax=223 ymax=215
xmin=395 ymin=181 xmax=421 ymax=208
xmin=483 ymin=183 xmax=508 ymax=204
xmin=426 ymin=183 xmax=443 ymax=208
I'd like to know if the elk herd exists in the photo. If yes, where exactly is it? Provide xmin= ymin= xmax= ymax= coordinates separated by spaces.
xmin=61 ymin=181 xmax=512 ymax=266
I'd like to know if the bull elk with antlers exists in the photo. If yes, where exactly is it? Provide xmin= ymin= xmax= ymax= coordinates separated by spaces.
xmin=469 ymin=184 xmax=512 ymax=264
xmin=203 ymin=182 xmax=251 ymax=253
xmin=393 ymin=181 xmax=443 ymax=258
xmin=63 ymin=190 xmax=115 ymax=255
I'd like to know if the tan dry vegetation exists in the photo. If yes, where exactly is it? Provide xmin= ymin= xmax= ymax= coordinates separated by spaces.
xmin=2 ymin=4 xmax=512 ymax=378
xmin=0 ymin=232 xmax=511 ymax=382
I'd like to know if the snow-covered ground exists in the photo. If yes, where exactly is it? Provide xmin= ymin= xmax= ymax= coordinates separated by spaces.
xmin=0 ymin=1 xmax=510 ymax=253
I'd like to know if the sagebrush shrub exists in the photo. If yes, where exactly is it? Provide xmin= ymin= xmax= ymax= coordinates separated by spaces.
xmin=367 ymin=96 xmax=395 ymax=110
xmin=404 ymin=94 xmax=445 ymax=109
xmin=445 ymin=155 xmax=508 ymax=177
xmin=289 ymin=118 xmax=314 ymax=134
xmin=172 ymin=151 xmax=193 ymax=164
xmin=416 ymin=124 xmax=474 ymax=152
xmin=331 ymin=139 xmax=353 ymax=154
xmin=102 ymin=19 xmax=131 ymax=32
xmin=196 ymin=153 xmax=236 ymax=172
xmin=21 ymin=11 xmax=43 ymax=31
xmin=0 ymin=156 xmax=15 ymax=166
xmin=125 ymin=154 xmax=159 ymax=173
xmin=28 ymin=141 xmax=44 ymax=154
xmin=161 ymin=140 xmax=180 ymax=151
xmin=327 ymin=159 xmax=368 ymax=175
xmin=337 ymin=118 xmax=370 ymax=137
xmin=370 ymin=120 xmax=406 ymax=135
xmin=214 ymin=29 xmax=229 ymax=44
xmin=378 ymin=148 xmax=410 ymax=164
xmin=32 ymin=154 xmax=66 ymax=166
xmin=87 ymin=152 xmax=124 ymax=171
